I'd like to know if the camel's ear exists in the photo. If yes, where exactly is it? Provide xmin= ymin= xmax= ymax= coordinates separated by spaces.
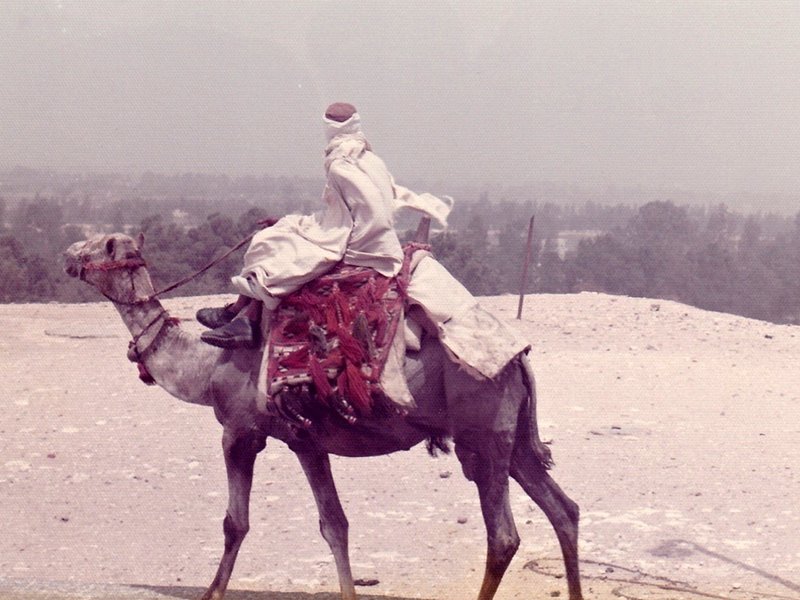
xmin=136 ymin=231 xmax=145 ymax=250
xmin=105 ymin=237 xmax=116 ymax=256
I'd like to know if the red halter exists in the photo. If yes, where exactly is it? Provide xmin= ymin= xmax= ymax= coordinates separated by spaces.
xmin=80 ymin=257 xmax=147 ymax=276
xmin=79 ymin=256 xmax=150 ymax=306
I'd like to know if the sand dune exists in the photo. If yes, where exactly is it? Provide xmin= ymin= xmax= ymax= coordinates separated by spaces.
xmin=1 ymin=292 xmax=798 ymax=599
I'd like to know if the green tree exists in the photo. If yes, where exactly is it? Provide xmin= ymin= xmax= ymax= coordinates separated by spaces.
xmin=627 ymin=201 xmax=694 ymax=250
xmin=237 ymin=207 xmax=271 ymax=237
xmin=738 ymin=215 xmax=762 ymax=258
xmin=206 ymin=213 xmax=239 ymax=247
xmin=571 ymin=234 xmax=646 ymax=296
xmin=431 ymin=231 xmax=498 ymax=296
xmin=24 ymin=254 xmax=55 ymax=300
xmin=138 ymin=214 xmax=192 ymax=290
xmin=17 ymin=197 xmax=63 ymax=234
xmin=492 ymin=218 xmax=530 ymax=293
xmin=464 ymin=212 xmax=488 ymax=249
xmin=705 ymin=203 xmax=737 ymax=249
xmin=0 ymin=236 xmax=28 ymax=301
xmin=536 ymin=251 xmax=567 ymax=293
xmin=686 ymin=242 xmax=736 ymax=313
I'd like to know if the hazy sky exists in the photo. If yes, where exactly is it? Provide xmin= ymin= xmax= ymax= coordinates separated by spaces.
xmin=2 ymin=1 xmax=799 ymax=195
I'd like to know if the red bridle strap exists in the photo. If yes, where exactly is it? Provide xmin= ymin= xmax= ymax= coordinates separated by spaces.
xmin=81 ymin=257 xmax=147 ymax=273
xmin=79 ymin=256 xmax=150 ymax=305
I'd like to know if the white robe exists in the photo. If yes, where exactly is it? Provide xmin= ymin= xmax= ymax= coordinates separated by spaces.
xmin=234 ymin=134 xmax=527 ymax=380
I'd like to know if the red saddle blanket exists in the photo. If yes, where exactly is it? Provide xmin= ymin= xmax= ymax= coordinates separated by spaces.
xmin=267 ymin=244 xmax=426 ymax=415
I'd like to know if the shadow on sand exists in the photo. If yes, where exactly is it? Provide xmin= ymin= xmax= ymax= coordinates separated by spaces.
xmin=131 ymin=585 xmax=433 ymax=600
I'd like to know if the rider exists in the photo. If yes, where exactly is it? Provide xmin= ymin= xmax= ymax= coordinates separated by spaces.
xmin=197 ymin=102 xmax=527 ymax=382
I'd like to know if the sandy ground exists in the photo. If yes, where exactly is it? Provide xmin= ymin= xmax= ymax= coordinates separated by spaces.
xmin=1 ymin=292 xmax=798 ymax=600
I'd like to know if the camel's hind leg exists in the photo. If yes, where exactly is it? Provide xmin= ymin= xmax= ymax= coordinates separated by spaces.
xmin=295 ymin=447 xmax=356 ymax=600
xmin=456 ymin=436 xmax=520 ymax=600
xmin=447 ymin=361 xmax=522 ymax=600
xmin=510 ymin=444 xmax=583 ymax=600
xmin=201 ymin=429 xmax=265 ymax=600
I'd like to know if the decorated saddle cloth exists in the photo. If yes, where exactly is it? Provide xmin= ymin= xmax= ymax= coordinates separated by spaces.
xmin=265 ymin=244 xmax=427 ymax=416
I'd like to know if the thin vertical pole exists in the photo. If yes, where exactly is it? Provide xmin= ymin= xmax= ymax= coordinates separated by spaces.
xmin=414 ymin=216 xmax=431 ymax=244
xmin=516 ymin=215 xmax=535 ymax=320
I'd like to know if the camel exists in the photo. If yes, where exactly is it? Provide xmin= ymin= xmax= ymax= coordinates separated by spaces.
xmin=63 ymin=232 xmax=583 ymax=600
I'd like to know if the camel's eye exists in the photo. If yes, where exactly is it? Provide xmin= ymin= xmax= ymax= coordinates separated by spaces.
xmin=105 ymin=238 xmax=116 ymax=256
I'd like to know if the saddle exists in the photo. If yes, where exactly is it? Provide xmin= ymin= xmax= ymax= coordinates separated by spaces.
xmin=266 ymin=244 xmax=428 ymax=421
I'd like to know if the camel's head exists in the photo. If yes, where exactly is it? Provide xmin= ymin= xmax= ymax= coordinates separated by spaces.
xmin=63 ymin=232 xmax=154 ymax=302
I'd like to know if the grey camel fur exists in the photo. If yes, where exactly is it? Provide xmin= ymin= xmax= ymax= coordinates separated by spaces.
xmin=63 ymin=232 xmax=583 ymax=600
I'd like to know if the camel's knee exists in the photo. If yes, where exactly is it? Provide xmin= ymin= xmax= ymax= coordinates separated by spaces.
xmin=223 ymin=433 xmax=264 ymax=461
xmin=542 ymin=474 xmax=580 ymax=529
xmin=319 ymin=512 xmax=348 ymax=546
xmin=487 ymin=529 xmax=520 ymax=575
xmin=223 ymin=512 xmax=249 ymax=551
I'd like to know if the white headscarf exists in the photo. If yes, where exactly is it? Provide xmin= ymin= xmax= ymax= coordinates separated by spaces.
xmin=323 ymin=112 xmax=363 ymax=142
xmin=323 ymin=112 xmax=373 ymax=171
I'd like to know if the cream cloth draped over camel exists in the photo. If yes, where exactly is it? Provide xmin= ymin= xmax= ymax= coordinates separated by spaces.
xmin=234 ymin=120 xmax=526 ymax=380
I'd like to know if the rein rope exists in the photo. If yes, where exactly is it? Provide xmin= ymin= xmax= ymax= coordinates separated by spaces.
xmin=81 ymin=231 xmax=256 ymax=306
xmin=146 ymin=232 xmax=256 ymax=300
xmin=128 ymin=308 xmax=170 ymax=356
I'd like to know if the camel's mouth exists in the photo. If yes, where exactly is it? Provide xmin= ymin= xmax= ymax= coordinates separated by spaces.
xmin=63 ymin=239 xmax=90 ymax=278
xmin=63 ymin=259 xmax=81 ymax=278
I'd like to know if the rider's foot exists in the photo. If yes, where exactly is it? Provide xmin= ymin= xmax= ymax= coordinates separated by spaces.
xmin=200 ymin=317 xmax=258 ymax=349
xmin=196 ymin=304 xmax=237 ymax=329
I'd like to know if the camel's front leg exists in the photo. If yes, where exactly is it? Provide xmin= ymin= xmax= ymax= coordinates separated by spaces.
xmin=295 ymin=448 xmax=356 ymax=600
xmin=201 ymin=429 xmax=264 ymax=600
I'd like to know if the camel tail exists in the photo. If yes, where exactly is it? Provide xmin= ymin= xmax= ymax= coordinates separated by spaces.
xmin=518 ymin=353 xmax=555 ymax=470
xmin=425 ymin=434 xmax=452 ymax=457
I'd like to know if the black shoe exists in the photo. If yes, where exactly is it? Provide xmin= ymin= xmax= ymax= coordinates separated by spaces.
xmin=200 ymin=317 xmax=258 ymax=349
xmin=196 ymin=304 xmax=237 ymax=329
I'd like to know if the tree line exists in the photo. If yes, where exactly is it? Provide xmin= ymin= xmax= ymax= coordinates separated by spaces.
xmin=431 ymin=200 xmax=800 ymax=324
xmin=1 ymin=188 xmax=798 ymax=324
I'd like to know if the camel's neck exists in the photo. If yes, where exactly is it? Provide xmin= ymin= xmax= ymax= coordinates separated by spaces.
xmin=113 ymin=299 xmax=221 ymax=406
